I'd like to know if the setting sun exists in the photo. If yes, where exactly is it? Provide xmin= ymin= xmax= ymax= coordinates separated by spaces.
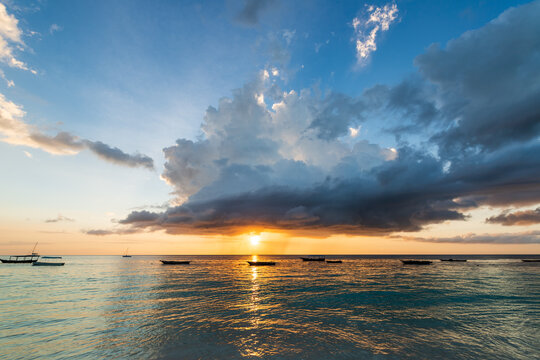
xmin=250 ymin=235 xmax=261 ymax=246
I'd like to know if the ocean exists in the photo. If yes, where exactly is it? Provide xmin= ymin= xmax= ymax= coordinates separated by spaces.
xmin=1 ymin=255 xmax=539 ymax=359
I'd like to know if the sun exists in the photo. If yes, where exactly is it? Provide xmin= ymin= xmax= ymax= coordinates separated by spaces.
xmin=250 ymin=235 xmax=261 ymax=246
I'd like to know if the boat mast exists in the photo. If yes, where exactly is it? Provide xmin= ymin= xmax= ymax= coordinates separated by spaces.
xmin=31 ymin=241 xmax=38 ymax=255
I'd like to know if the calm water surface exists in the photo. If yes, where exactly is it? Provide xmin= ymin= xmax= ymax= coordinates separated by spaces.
xmin=1 ymin=255 xmax=539 ymax=359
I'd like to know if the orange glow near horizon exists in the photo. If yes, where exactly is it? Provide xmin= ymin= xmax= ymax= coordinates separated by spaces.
xmin=0 ymin=216 xmax=539 ymax=255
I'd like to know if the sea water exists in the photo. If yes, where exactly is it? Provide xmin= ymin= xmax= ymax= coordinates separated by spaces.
xmin=0 ymin=255 xmax=539 ymax=359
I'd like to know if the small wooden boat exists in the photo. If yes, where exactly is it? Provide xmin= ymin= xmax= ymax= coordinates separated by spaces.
xmin=521 ymin=259 xmax=540 ymax=262
xmin=300 ymin=257 xmax=325 ymax=261
xmin=440 ymin=259 xmax=467 ymax=262
xmin=160 ymin=260 xmax=190 ymax=265
xmin=42 ymin=256 xmax=62 ymax=259
xmin=401 ymin=260 xmax=432 ymax=265
xmin=247 ymin=261 xmax=276 ymax=266
xmin=33 ymin=261 xmax=65 ymax=266
xmin=1 ymin=242 xmax=40 ymax=264
xmin=326 ymin=260 xmax=343 ymax=263
xmin=122 ymin=248 xmax=131 ymax=258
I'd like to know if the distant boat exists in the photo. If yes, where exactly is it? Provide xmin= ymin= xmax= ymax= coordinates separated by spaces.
xmin=522 ymin=259 xmax=540 ymax=262
xmin=247 ymin=261 xmax=276 ymax=266
xmin=122 ymin=248 xmax=131 ymax=258
xmin=401 ymin=260 xmax=432 ymax=265
xmin=160 ymin=260 xmax=190 ymax=265
xmin=326 ymin=260 xmax=343 ymax=263
xmin=300 ymin=257 xmax=325 ymax=261
xmin=33 ymin=261 xmax=65 ymax=266
xmin=0 ymin=242 xmax=39 ymax=263
xmin=42 ymin=256 xmax=62 ymax=259
xmin=440 ymin=259 xmax=467 ymax=262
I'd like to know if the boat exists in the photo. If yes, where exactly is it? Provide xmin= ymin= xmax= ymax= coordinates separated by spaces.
xmin=33 ymin=261 xmax=65 ymax=266
xmin=326 ymin=260 xmax=343 ymax=263
xmin=300 ymin=257 xmax=325 ymax=261
xmin=522 ymin=259 xmax=540 ymax=262
xmin=401 ymin=260 xmax=432 ymax=265
xmin=0 ymin=242 xmax=40 ymax=263
xmin=160 ymin=260 xmax=190 ymax=265
xmin=440 ymin=259 xmax=467 ymax=262
xmin=42 ymin=256 xmax=62 ymax=259
xmin=122 ymin=248 xmax=132 ymax=258
xmin=247 ymin=261 xmax=276 ymax=266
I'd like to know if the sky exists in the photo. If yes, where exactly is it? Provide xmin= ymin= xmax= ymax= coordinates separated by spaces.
xmin=0 ymin=0 xmax=539 ymax=255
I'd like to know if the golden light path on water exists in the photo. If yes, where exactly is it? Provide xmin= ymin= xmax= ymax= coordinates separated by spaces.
xmin=0 ymin=255 xmax=539 ymax=359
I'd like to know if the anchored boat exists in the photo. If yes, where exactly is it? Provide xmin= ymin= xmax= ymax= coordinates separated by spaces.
xmin=0 ymin=242 xmax=39 ymax=264
xmin=247 ymin=261 xmax=276 ymax=266
xmin=160 ymin=260 xmax=190 ymax=265
xmin=33 ymin=261 xmax=65 ymax=266
xmin=300 ymin=257 xmax=325 ymax=261
xmin=440 ymin=259 xmax=467 ymax=262
xmin=401 ymin=260 xmax=432 ymax=265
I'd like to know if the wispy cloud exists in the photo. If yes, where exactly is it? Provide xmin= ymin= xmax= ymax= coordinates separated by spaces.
xmin=402 ymin=230 xmax=540 ymax=244
xmin=49 ymin=23 xmax=62 ymax=35
xmin=45 ymin=214 xmax=74 ymax=223
xmin=0 ymin=3 xmax=35 ymax=73
xmin=0 ymin=93 xmax=154 ymax=169
xmin=352 ymin=2 xmax=398 ymax=65
xmin=486 ymin=208 xmax=540 ymax=226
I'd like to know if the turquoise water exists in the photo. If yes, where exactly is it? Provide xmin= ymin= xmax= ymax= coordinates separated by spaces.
xmin=1 ymin=255 xmax=539 ymax=359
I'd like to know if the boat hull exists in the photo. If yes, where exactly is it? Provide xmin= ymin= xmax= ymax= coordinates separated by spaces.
xmin=247 ymin=261 xmax=275 ymax=266
xmin=440 ymin=259 xmax=467 ymax=262
xmin=160 ymin=260 xmax=190 ymax=265
xmin=1 ymin=259 xmax=38 ymax=263
xmin=33 ymin=261 xmax=64 ymax=266
xmin=300 ymin=257 xmax=325 ymax=261
xmin=326 ymin=260 xmax=342 ymax=263
xmin=522 ymin=259 xmax=540 ymax=262
xmin=401 ymin=260 xmax=432 ymax=265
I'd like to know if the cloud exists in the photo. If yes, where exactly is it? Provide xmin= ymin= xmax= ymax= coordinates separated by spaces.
xmin=45 ymin=214 xmax=74 ymax=223
xmin=110 ymin=2 xmax=540 ymax=242
xmin=0 ymin=93 xmax=154 ymax=169
xmin=352 ymin=3 xmax=398 ymax=65
xmin=414 ymin=0 xmax=540 ymax=158
xmin=486 ymin=208 xmax=540 ymax=226
xmin=49 ymin=23 xmax=62 ymax=34
xmin=85 ymin=141 xmax=154 ymax=169
xmin=84 ymin=228 xmax=140 ymax=236
xmin=235 ymin=0 xmax=276 ymax=26
xmin=403 ymin=230 xmax=540 ymax=244
xmin=0 ymin=3 xmax=33 ymax=72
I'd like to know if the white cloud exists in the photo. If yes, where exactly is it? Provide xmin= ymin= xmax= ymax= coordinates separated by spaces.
xmin=0 ymin=3 xmax=33 ymax=72
xmin=349 ymin=126 xmax=361 ymax=138
xmin=49 ymin=23 xmax=62 ymax=34
xmin=161 ymin=78 xmax=394 ymax=203
xmin=352 ymin=3 xmax=398 ymax=65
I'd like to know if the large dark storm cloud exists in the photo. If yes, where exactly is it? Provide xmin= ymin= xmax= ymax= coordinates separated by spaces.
xmin=108 ymin=1 xmax=540 ymax=241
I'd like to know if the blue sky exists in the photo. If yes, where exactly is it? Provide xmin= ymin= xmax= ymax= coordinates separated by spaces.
xmin=1 ymin=0 xmax=539 ymax=254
